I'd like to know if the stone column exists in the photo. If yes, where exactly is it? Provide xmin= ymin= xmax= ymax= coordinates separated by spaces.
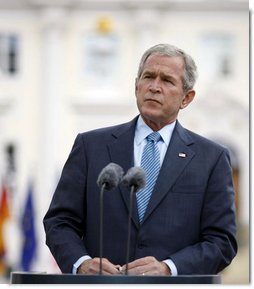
xmin=37 ymin=7 xmax=67 ymax=272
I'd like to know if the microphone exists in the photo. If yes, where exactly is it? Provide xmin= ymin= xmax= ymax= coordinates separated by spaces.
xmin=121 ymin=167 xmax=146 ymax=193
xmin=121 ymin=167 xmax=146 ymax=275
xmin=97 ymin=163 xmax=124 ymax=275
xmin=97 ymin=162 xmax=124 ymax=191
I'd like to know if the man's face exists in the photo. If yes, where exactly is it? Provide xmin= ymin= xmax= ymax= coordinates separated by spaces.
xmin=135 ymin=54 xmax=195 ymax=129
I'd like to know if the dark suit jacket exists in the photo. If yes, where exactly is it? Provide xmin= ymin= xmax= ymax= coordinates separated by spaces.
xmin=43 ymin=116 xmax=237 ymax=274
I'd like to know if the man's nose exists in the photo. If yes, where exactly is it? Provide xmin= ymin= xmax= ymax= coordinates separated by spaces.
xmin=149 ymin=77 xmax=161 ymax=93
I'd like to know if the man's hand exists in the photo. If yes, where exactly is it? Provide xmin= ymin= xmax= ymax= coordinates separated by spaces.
xmin=77 ymin=258 xmax=121 ymax=275
xmin=122 ymin=256 xmax=171 ymax=276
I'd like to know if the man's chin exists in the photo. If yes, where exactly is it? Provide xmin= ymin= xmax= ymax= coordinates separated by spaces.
xmin=140 ymin=109 xmax=162 ymax=122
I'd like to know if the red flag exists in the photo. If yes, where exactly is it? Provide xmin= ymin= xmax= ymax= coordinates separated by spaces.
xmin=0 ymin=184 xmax=10 ymax=273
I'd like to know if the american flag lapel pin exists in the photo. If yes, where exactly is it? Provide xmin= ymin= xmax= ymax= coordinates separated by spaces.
xmin=178 ymin=152 xmax=187 ymax=158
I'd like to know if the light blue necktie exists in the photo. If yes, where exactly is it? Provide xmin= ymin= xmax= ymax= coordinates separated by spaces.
xmin=137 ymin=131 xmax=161 ymax=223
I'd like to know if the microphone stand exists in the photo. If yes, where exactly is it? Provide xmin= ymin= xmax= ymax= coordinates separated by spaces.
xmin=99 ymin=183 xmax=106 ymax=275
xmin=125 ymin=184 xmax=135 ymax=275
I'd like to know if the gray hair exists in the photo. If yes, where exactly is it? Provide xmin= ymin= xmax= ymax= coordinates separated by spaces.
xmin=137 ymin=44 xmax=198 ymax=92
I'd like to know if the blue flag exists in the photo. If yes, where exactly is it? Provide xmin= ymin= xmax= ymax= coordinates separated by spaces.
xmin=21 ymin=183 xmax=37 ymax=271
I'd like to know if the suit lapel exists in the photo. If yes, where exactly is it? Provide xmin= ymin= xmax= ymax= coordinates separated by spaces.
xmin=107 ymin=117 xmax=140 ymax=228
xmin=143 ymin=122 xmax=196 ymax=223
xmin=107 ymin=117 xmax=137 ymax=172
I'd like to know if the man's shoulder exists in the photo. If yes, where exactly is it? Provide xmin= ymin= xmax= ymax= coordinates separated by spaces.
xmin=177 ymin=122 xmax=228 ymax=152
xmin=79 ymin=116 xmax=138 ymax=139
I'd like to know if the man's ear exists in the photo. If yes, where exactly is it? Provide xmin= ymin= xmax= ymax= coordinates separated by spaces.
xmin=135 ymin=78 xmax=138 ymax=96
xmin=180 ymin=90 xmax=196 ymax=109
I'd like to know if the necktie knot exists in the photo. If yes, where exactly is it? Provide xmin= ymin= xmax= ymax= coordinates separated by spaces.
xmin=147 ymin=132 xmax=161 ymax=143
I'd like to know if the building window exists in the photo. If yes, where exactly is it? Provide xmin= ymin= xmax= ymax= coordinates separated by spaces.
xmin=199 ymin=32 xmax=234 ymax=80
xmin=0 ymin=34 xmax=19 ymax=75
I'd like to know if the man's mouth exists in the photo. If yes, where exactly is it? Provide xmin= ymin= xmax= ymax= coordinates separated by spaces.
xmin=145 ymin=98 xmax=161 ymax=105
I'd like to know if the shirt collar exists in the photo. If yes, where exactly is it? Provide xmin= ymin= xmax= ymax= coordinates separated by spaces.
xmin=135 ymin=115 xmax=176 ymax=147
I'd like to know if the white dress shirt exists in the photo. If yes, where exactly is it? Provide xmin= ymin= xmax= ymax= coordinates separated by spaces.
xmin=134 ymin=115 xmax=175 ymax=167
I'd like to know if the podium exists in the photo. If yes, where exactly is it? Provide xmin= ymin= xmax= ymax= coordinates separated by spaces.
xmin=10 ymin=272 xmax=221 ymax=284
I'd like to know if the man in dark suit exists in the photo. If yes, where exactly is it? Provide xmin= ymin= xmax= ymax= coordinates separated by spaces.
xmin=43 ymin=43 xmax=237 ymax=276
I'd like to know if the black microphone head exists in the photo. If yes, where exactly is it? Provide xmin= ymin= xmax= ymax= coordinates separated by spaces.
xmin=121 ymin=167 xmax=146 ymax=193
xmin=97 ymin=163 xmax=124 ymax=191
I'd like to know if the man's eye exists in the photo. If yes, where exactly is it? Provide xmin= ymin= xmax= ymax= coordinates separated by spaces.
xmin=165 ymin=79 xmax=174 ymax=84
